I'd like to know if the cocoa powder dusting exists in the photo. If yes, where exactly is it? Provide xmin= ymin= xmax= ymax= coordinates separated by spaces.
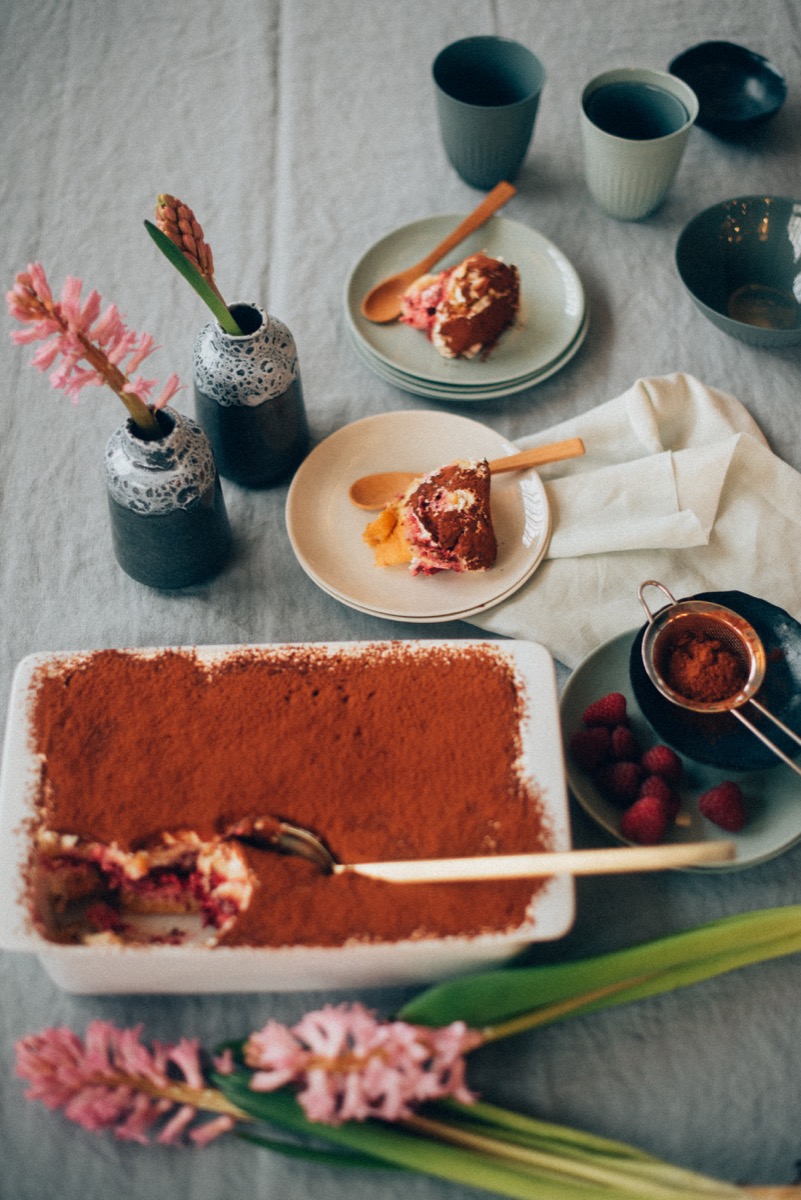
xmin=664 ymin=630 xmax=747 ymax=703
xmin=29 ymin=644 xmax=552 ymax=947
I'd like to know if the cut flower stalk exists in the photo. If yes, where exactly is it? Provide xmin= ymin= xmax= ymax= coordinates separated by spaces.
xmin=209 ymin=906 xmax=801 ymax=1199
xmin=15 ymin=907 xmax=801 ymax=1197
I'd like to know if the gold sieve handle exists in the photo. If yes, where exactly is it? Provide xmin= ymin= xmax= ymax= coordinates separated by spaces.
xmin=733 ymin=703 xmax=801 ymax=779
xmin=638 ymin=579 xmax=678 ymax=623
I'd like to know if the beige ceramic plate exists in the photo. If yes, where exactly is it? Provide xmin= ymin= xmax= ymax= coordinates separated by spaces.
xmin=285 ymin=410 xmax=551 ymax=622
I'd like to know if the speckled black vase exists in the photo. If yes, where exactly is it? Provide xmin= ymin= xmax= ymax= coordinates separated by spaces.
xmin=193 ymin=302 xmax=309 ymax=488
xmin=105 ymin=407 xmax=232 ymax=589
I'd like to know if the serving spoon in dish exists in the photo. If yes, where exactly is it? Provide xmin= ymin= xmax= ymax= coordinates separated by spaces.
xmin=229 ymin=816 xmax=735 ymax=878
xmin=360 ymin=179 xmax=516 ymax=323
xmin=348 ymin=436 xmax=585 ymax=510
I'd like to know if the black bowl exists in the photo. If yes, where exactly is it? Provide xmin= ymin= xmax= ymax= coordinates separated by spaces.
xmin=669 ymin=41 xmax=787 ymax=136
xmin=629 ymin=590 xmax=801 ymax=771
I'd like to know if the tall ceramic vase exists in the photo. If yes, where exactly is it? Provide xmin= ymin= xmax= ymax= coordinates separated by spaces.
xmin=105 ymin=407 xmax=232 ymax=589
xmin=193 ymin=302 xmax=309 ymax=488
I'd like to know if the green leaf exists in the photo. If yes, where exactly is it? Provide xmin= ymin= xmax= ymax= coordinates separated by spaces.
xmin=398 ymin=905 xmax=801 ymax=1033
xmin=144 ymin=220 xmax=243 ymax=336
xmin=235 ymin=1127 xmax=395 ymax=1169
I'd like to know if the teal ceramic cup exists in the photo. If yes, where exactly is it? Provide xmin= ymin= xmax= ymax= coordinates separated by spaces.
xmin=433 ymin=36 xmax=546 ymax=190
xmin=580 ymin=67 xmax=699 ymax=220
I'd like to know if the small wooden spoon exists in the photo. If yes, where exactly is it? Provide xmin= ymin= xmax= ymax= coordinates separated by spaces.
xmin=348 ymin=436 xmax=585 ymax=510
xmin=360 ymin=180 xmax=516 ymax=324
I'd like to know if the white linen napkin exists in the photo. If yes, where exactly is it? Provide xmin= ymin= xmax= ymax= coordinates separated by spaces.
xmin=468 ymin=373 xmax=801 ymax=668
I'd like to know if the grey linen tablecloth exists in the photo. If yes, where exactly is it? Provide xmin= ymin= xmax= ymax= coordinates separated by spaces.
xmin=2 ymin=1 xmax=801 ymax=1195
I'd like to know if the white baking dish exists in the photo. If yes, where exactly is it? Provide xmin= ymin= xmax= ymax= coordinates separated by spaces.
xmin=0 ymin=640 xmax=574 ymax=994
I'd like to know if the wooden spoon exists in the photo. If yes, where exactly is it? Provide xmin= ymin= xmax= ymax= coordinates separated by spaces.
xmin=360 ymin=180 xmax=516 ymax=323
xmin=227 ymin=817 xmax=735 ymax=878
xmin=348 ymin=436 xmax=585 ymax=510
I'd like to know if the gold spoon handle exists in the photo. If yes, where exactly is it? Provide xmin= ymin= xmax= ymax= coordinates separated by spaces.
xmin=410 ymin=180 xmax=516 ymax=277
xmin=488 ymin=437 xmax=585 ymax=474
xmin=335 ymin=841 xmax=735 ymax=882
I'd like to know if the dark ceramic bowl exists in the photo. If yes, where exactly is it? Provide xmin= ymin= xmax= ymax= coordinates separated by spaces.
xmin=676 ymin=196 xmax=801 ymax=347
xmin=629 ymin=590 xmax=801 ymax=771
xmin=668 ymin=41 xmax=786 ymax=135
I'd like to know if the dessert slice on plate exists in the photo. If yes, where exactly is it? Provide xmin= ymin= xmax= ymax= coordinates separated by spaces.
xmin=400 ymin=252 xmax=520 ymax=360
xmin=363 ymin=458 xmax=497 ymax=576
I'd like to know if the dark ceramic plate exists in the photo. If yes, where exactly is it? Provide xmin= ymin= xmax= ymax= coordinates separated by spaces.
xmin=629 ymin=591 xmax=801 ymax=771
xmin=669 ymin=41 xmax=787 ymax=135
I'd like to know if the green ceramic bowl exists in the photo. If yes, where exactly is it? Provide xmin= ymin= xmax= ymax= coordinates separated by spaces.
xmin=675 ymin=196 xmax=801 ymax=347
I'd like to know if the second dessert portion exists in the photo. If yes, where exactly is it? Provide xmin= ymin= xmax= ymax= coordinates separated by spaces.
xmin=363 ymin=458 xmax=498 ymax=575
xmin=400 ymin=252 xmax=520 ymax=360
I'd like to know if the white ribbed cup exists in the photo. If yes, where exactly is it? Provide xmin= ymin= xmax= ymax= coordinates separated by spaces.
xmin=580 ymin=68 xmax=699 ymax=221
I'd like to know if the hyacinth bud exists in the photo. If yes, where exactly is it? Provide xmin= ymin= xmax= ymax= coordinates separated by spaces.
xmin=155 ymin=194 xmax=218 ymax=292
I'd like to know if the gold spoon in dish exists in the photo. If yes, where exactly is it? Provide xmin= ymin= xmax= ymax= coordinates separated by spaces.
xmin=360 ymin=180 xmax=516 ymax=324
xmin=228 ymin=817 xmax=735 ymax=878
xmin=348 ymin=437 xmax=585 ymax=510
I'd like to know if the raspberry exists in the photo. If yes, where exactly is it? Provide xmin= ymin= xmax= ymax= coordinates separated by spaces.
xmin=640 ymin=744 xmax=683 ymax=784
xmin=620 ymin=795 xmax=670 ymax=845
xmin=638 ymin=774 xmax=681 ymax=818
xmin=698 ymin=781 xmax=748 ymax=832
xmin=569 ymin=726 xmax=611 ymax=772
xmin=610 ymin=723 xmax=639 ymax=760
xmin=581 ymin=692 xmax=628 ymax=727
xmin=596 ymin=760 xmax=643 ymax=805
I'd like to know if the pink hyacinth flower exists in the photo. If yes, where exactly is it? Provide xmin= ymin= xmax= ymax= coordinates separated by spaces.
xmin=244 ymin=1002 xmax=481 ymax=1125
xmin=6 ymin=264 xmax=182 ymax=418
xmin=15 ymin=1020 xmax=234 ymax=1147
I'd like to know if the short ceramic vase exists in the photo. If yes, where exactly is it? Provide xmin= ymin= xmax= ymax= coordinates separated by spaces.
xmin=193 ymin=302 xmax=309 ymax=488
xmin=105 ymin=407 xmax=232 ymax=589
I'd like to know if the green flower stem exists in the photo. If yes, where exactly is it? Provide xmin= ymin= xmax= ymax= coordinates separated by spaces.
xmin=406 ymin=1110 xmax=741 ymax=1199
xmin=423 ymin=1102 xmax=742 ymax=1197
xmin=215 ymin=1075 xmax=619 ymax=1199
xmin=144 ymin=220 xmax=244 ymax=336
xmin=440 ymin=1098 xmax=655 ymax=1163
xmin=215 ymin=1071 xmax=740 ymax=1199
xmin=79 ymin=336 xmax=163 ymax=438
xmin=215 ymin=1077 xmax=581 ymax=1200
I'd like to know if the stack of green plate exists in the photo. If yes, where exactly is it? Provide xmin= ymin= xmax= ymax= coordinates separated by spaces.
xmin=345 ymin=215 xmax=587 ymax=401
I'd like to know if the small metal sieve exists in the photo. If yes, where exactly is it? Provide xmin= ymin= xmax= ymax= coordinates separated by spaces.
xmin=638 ymin=581 xmax=801 ymax=777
